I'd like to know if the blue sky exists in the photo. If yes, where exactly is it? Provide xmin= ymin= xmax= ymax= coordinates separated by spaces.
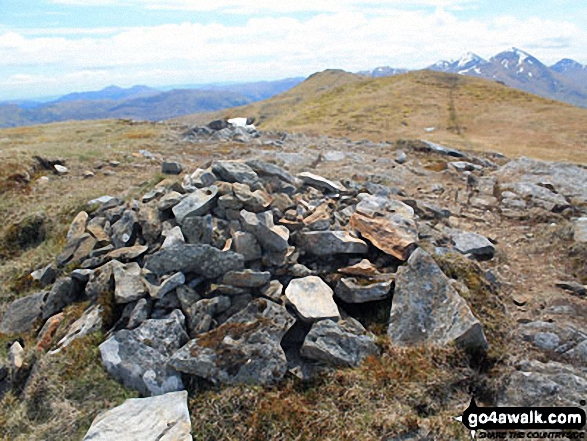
xmin=1 ymin=0 xmax=586 ymax=100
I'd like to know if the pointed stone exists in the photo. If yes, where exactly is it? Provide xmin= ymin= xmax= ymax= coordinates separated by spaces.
xmin=172 ymin=186 xmax=218 ymax=224
xmin=297 ymin=231 xmax=368 ymax=256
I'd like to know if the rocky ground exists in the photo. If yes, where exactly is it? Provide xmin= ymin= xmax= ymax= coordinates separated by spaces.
xmin=0 ymin=120 xmax=586 ymax=440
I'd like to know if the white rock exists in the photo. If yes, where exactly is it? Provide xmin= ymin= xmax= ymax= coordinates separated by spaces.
xmin=285 ymin=276 xmax=340 ymax=322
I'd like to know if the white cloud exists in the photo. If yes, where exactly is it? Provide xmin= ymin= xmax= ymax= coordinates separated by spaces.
xmin=1 ymin=8 xmax=586 ymax=99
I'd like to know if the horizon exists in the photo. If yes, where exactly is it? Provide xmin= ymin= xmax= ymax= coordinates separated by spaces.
xmin=1 ymin=0 xmax=586 ymax=101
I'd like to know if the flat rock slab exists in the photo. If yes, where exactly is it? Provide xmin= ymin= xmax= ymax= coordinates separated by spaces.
xmin=82 ymin=391 xmax=192 ymax=441
xmin=0 ymin=291 xmax=47 ymax=334
xmin=212 ymin=161 xmax=258 ymax=185
xmin=350 ymin=195 xmax=418 ymax=261
xmin=99 ymin=310 xmax=188 ymax=396
xmin=388 ymin=248 xmax=488 ymax=351
xmin=298 ymin=172 xmax=344 ymax=193
xmin=335 ymin=277 xmax=392 ymax=303
xmin=245 ymin=160 xmax=301 ymax=186
xmin=297 ymin=231 xmax=368 ymax=256
xmin=222 ymin=270 xmax=271 ymax=288
xmin=172 ymin=186 xmax=218 ymax=224
xmin=452 ymin=232 xmax=495 ymax=259
xmin=285 ymin=276 xmax=340 ymax=322
xmin=170 ymin=299 xmax=295 ymax=385
xmin=301 ymin=319 xmax=378 ymax=367
xmin=144 ymin=243 xmax=244 ymax=278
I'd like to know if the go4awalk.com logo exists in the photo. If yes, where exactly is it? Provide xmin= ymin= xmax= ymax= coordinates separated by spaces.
xmin=454 ymin=398 xmax=587 ymax=439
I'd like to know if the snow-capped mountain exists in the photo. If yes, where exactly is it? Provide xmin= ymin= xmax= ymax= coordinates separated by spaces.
xmin=429 ymin=52 xmax=488 ymax=75
xmin=360 ymin=48 xmax=587 ymax=107
xmin=358 ymin=66 xmax=409 ymax=78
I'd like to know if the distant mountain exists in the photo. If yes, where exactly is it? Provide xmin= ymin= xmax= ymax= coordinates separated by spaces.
xmin=427 ymin=48 xmax=587 ymax=107
xmin=0 ymin=78 xmax=304 ymax=128
xmin=551 ymin=59 xmax=587 ymax=91
xmin=358 ymin=66 xmax=409 ymax=78
xmin=54 ymin=85 xmax=160 ymax=103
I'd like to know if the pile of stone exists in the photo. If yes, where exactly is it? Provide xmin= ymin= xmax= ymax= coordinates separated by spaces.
xmin=182 ymin=117 xmax=260 ymax=144
xmin=0 ymin=159 xmax=496 ymax=425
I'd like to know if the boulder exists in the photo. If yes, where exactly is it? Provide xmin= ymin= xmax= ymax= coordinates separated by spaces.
xmin=239 ymin=210 xmax=290 ymax=252
xmin=388 ymin=248 xmax=488 ymax=351
xmin=82 ymin=391 xmax=192 ymax=441
xmin=350 ymin=195 xmax=418 ymax=261
xmin=285 ymin=276 xmax=340 ymax=322
xmin=452 ymin=232 xmax=495 ymax=259
xmin=335 ymin=277 xmax=392 ymax=303
xmin=211 ymin=161 xmax=258 ymax=185
xmin=172 ymin=186 xmax=218 ymax=224
xmin=99 ymin=310 xmax=188 ymax=396
xmin=170 ymin=299 xmax=295 ymax=385
xmin=297 ymin=231 xmax=368 ymax=256
xmin=301 ymin=319 xmax=378 ymax=367
xmin=0 ymin=291 xmax=48 ymax=334
xmin=161 ymin=161 xmax=183 ymax=175
xmin=144 ymin=244 xmax=244 ymax=278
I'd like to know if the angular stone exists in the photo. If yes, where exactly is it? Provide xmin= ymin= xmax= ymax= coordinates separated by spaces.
xmin=160 ymin=226 xmax=184 ymax=250
xmin=449 ymin=161 xmax=482 ymax=172
xmin=211 ymin=161 xmax=259 ymax=185
xmin=172 ymin=186 xmax=218 ymax=224
xmin=301 ymin=319 xmax=378 ymax=367
xmin=260 ymin=280 xmax=283 ymax=302
xmin=181 ymin=215 xmax=213 ymax=245
xmin=127 ymin=299 xmax=152 ymax=330
xmin=402 ymin=199 xmax=450 ymax=220
xmin=230 ymin=231 xmax=262 ymax=262
xmin=335 ymin=277 xmax=392 ymax=303
xmin=36 ymin=313 xmax=65 ymax=351
xmin=111 ymin=209 xmax=138 ymax=248
xmin=113 ymin=262 xmax=147 ymax=304
xmin=222 ymin=270 xmax=271 ymax=288
xmin=176 ymin=285 xmax=201 ymax=314
xmin=71 ymin=234 xmax=97 ymax=263
xmin=232 ymin=183 xmax=273 ymax=212
xmin=499 ymin=182 xmax=569 ymax=212
xmin=297 ymin=231 xmax=368 ymax=256
xmin=170 ymin=299 xmax=295 ymax=385
xmin=239 ymin=209 xmax=289 ymax=252
xmin=43 ymin=277 xmax=78 ymax=320
xmin=185 ymin=296 xmax=231 ymax=335
xmin=30 ymin=264 xmax=57 ymax=287
xmin=338 ymin=259 xmax=379 ymax=276
xmin=271 ymin=193 xmax=296 ymax=212
xmin=285 ymin=276 xmax=340 ymax=322
xmin=144 ymin=243 xmax=244 ymax=278
xmin=137 ymin=204 xmax=162 ymax=243
xmin=99 ymin=310 xmax=188 ymax=396
xmin=82 ymin=391 xmax=192 ymax=441
xmin=350 ymin=195 xmax=417 ymax=261
xmin=106 ymin=244 xmax=148 ymax=261
xmin=298 ymin=172 xmax=344 ymax=193
xmin=388 ymin=248 xmax=488 ymax=351
xmin=452 ymin=232 xmax=495 ymax=259
xmin=161 ymin=161 xmax=183 ymax=175
xmin=50 ymin=305 xmax=103 ymax=354
xmin=85 ymin=261 xmax=116 ymax=299
xmin=186 ymin=168 xmax=216 ymax=189
xmin=9 ymin=342 xmax=24 ymax=371
xmin=148 ymin=272 xmax=185 ymax=300
xmin=157 ymin=191 xmax=183 ymax=211
xmin=141 ymin=187 xmax=166 ymax=203
xmin=67 ymin=211 xmax=89 ymax=241
xmin=0 ymin=291 xmax=47 ymax=334
xmin=245 ymin=160 xmax=302 ymax=186
xmin=87 ymin=220 xmax=111 ymax=245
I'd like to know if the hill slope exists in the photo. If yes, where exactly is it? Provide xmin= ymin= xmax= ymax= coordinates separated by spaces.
xmin=175 ymin=69 xmax=587 ymax=163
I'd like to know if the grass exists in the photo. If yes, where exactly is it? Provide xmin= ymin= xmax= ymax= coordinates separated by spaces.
xmin=175 ymin=70 xmax=587 ymax=164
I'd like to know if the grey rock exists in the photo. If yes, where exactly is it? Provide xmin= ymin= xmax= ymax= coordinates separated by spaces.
xmin=533 ymin=332 xmax=561 ymax=351
xmin=157 ymin=191 xmax=183 ymax=211
xmin=232 ymin=183 xmax=273 ymax=212
xmin=394 ymin=151 xmax=407 ymax=164
xmin=212 ymin=161 xmax=259 ymax=185
xmin=137 ymin=205 xmax=162 ymax=243
xmin=43 ymin=277 xmax=78 ymax=320
xmin=239 ymin=210 xmax=289 ymax=252
xmin=172 ymin=186 xmax=218 ymax=224
xmin=85 ymin=261 xmax=116 ymax=299
xmin=50 ymin=305 xmax=103 ymax=353
xmin=449 ymin=161 xmax=482 ymax=172
xmin=290 ymin=264 xmax=312 ymax=278
xmin=144 ymin=243 xmax=244 ymax=278
xmin=297 ymin=231 xmax=368 ymax=256
xmin=82 ymin=391 xmax=192 ymax=441
xmin=245 ymin=160 xmax=302 ymax=186
xmin=335 ymin=277 xmax=392 ymax=303
xmin=181 ymin=215 xmax=214 ymax=245
xmin=421 ymin=140 xmax=466 ymax=158
xmin=185 ymin=296 xmax=231 ymax=335
xmin=185 ymin=168 xmax=217 ymax=189
xmin=231 ymin=231 xmax=262 ymax=261
xmin=573 ymin=217 xmax=587 ymax=243
xmin=71 ymin=268 xmax=94 ymax=283
xmin=499 ymin=182 xmax=569 ymax=212
xmin=99 ymin=310 xmax=188 ymax=396
xmin=500 ymin=359 xmax=587 ymax=407
xmin=111 ymin=209 xmax=138 ymax=248
xmin=402 ymin=199 xmax=450 ymax=220
xmin=222 ymin=270 xmax=271 ymax=288
xmin=127 ymin=299 xmax=152 ymax=330
xmin=285 ymin=276 xmax=340 ymax=322
xmin=113 ymin=262 xmax=147 ymax=304
xmin=566 ymin=340 xmax=587 ymax=364
xmin=176 ymin=285 xmax=201 ymax=314
xmin=106 ymin=244 xmax=149 ymax=261
xmin=148 ymin=272 xmax=185 ymax=300
xmin=141 ymin=187 xmax=166 ymax=203
xmin=170 ymin=299 xmax=295 ymax=385
xmin=161 ymin=226 xmax=185 ymax=249
xmin=555 ymin=281 xmax=586 ymax=297
xmin=0 ymin=291 xmax=48 ymax=334
xmin=260 ymin=280 xmax=283 ymax=301
xmin=388 ymin=248 xmax=488 ymax=351
xmin=452 ymin=232 xmax=495 ymax=259
xmin=298 ymin=172 xmax=344 ymax=193
xmin=301 ymin=319 xmax=378 ymax=367
xmin=30 ymin=264 xmax=57 ymax=286
xmin=161 ymin=161 xmax=183 ymax=175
